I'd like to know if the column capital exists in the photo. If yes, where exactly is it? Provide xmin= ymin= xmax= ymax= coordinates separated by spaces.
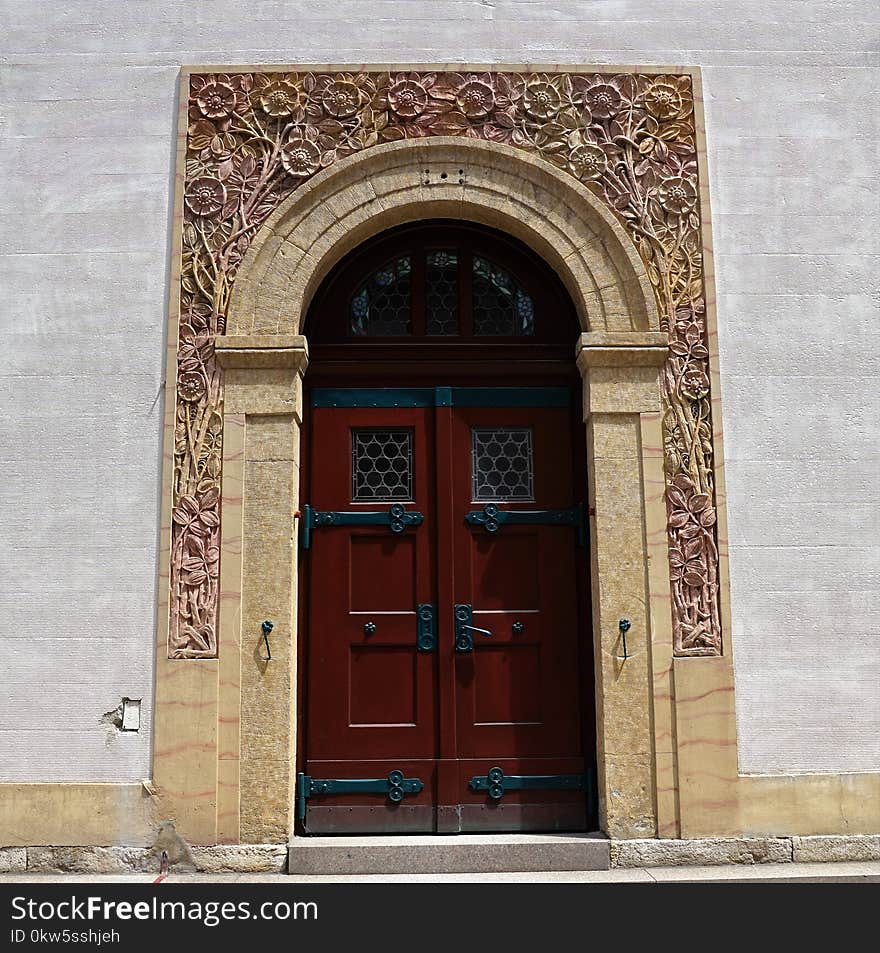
xmin=216 ymin=335 xmax=309 ymax=417
xmin=575 ymin=331 xmax=668 ymax=370
xmin=576 ymin=332 xmax=668 ymax=417
xmin=214 ymin=334 xmax=309 ymax=372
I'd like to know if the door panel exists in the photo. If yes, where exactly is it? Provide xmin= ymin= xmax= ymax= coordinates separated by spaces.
xmin=451 ymin=407 xmax=584 ymax=762
xmin=304 ymin=406 xmax=437 ymax=832
xmin=303 ymin=391 xmax=589 ymax=833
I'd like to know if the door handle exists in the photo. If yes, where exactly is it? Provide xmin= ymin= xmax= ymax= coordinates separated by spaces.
xmin=460 ymin=624 xmax=493 ymax=638
xmin=454 ymin=604 xmax=492 ymax=652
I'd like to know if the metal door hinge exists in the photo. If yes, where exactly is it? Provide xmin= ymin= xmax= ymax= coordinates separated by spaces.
xmin=465 ymin=503 xmax=586 ymax=546
xmin=469 ymin=767 xmax=586 ymax=801
xmin=296 ymin=770 xmax=424 ymax=821
xmin=299 ymin=503 xmax=424 ymax=549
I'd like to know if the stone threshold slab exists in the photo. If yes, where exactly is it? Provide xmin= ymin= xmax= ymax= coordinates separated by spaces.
xmin=287 ymin=833 xmax=610 ymax=875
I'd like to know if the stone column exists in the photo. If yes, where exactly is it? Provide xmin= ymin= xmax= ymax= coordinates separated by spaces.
xmin=576 ymin=331 xmax=669 ymax=839
xmin=214 ymin=334 xmax=308 ymax=843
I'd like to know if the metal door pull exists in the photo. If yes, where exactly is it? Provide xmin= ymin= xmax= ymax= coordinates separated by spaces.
xmin=454 ymin=605 xmax=493 ymax=652
xmin=459 ymin=624 xmax=493 ymax=637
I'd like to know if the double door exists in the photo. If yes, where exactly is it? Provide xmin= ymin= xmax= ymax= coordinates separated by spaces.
xmin=300 ymin=387 xmax=592 ymax=833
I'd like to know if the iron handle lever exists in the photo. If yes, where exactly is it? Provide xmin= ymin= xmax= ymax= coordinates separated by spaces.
xmin=454 ymin=605 xmax=494 ymax=653
xmin=459 ymin=623 xmax=493 ymax=638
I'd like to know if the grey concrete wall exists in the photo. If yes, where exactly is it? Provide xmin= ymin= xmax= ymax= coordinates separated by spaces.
xmin=0 ymin=1 xmax=877 ymax=780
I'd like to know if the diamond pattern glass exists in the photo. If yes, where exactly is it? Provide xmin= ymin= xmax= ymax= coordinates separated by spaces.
xmin=352 ymin=430 xmax=413 ymax=501
xmin=471 ymin=428 xmax=534 ymax=501
xmin=350 ymin=256 xmax=412 ymax=336
xmin=472 ymin=255 xmax=535 ymax=336
xmin=426 ymin=250 xmax=459 ymax=335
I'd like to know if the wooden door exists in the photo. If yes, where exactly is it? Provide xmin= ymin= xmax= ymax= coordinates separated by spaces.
xmin=303 ymin=404 xmax=438 ymax=833
xmin=300 ymin=388 xmax=591 ymax=834
xmin=450 ymin=405 xmax=587 ymax=832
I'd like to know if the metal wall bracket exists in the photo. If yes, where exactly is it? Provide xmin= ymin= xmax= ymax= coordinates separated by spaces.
xmin=296 ymin=770 xmax=423 ymax=821
xmin=465 ymin=503 xmax=586 ymax=546
xmin=469 ymin=767 xmax=586 ymax=801
xmin=299 ymin=503 xmax=424 ymax=549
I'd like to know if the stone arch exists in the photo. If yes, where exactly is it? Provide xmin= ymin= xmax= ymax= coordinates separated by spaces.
xmin=227 ymin=137 xmax=658 ymax=337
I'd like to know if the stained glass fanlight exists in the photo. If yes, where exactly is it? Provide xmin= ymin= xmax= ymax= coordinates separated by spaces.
xmin=349 ymin=256 xmax=412 ymax=336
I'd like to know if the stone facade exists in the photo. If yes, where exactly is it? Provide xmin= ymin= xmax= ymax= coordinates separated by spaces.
xmin=0 ymin=2 xmax=877 ymax=853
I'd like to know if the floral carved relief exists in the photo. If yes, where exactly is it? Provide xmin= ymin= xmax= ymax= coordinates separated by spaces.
xmin=171 ymin=69 xmax=720 ymax=658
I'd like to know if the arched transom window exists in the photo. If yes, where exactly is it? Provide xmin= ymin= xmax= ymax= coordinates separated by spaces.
xmin=349 ymin=250 xmax=535 ymax=338
xmin=307 ymin=221 xmax=576 ymax=347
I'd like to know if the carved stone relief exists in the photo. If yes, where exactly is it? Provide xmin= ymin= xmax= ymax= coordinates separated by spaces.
xmin=171 ymin=69 xmax=720 ymax=659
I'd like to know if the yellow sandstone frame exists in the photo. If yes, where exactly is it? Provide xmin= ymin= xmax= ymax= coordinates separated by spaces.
xmin=1 ymin=65 xmax=876 ymax=850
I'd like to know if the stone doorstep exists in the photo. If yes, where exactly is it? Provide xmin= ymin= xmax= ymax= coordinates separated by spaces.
xmin=3 ymin=835 xmax=879 ymax=874
xmin=287 ymin=833 xmax=611 ymax=875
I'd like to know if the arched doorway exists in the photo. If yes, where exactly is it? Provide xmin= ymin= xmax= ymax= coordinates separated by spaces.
xmin=296 ymin=221 xmax=597 ymax=834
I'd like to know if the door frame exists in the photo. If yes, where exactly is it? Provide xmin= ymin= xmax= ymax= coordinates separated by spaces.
xmin=295 ymin=375 xmax=598 ymax=835
xmin=207 ymin=136 xmax=684 ymax=845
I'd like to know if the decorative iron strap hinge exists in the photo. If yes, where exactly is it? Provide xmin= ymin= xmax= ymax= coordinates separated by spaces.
xmin=465 ymin=503 xmax=586 ymax=546
xmin=469 ymin=767 xmax=586 ymax=801
xmin=296 ymin=770 xmax=424 ymax=820
xmin=299 ymin=503 xmax=424 ymax=549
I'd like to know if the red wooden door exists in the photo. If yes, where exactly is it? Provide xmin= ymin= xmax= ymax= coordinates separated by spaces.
xmin=301 ymin=389 xmax=591 ymax=834
xmin=450 ymin=405 xmax=587 ymax=832
xmin=303 ymin=405 xmax=438 ymax=833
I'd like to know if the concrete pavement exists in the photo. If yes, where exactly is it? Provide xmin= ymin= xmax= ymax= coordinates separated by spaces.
xmin=1 ymin=861 xmax=879 ymax=883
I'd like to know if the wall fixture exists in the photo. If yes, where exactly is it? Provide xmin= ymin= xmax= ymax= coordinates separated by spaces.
xmin=617 ymin=618 xmax=631 ymax=661
xmin=260 ymin=620 xmax=274 ymax=662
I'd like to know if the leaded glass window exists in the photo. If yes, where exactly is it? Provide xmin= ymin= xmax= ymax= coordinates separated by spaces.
xmin=352 ymin=430 xmax=413 ymax=501
xmin=426 ymin=250 xmax=459 ymax=335
xmin=472 ymin=255 xmax=535 ymax=336
xmin=471 ymin=428 xmax=534 ymax=501
xmin=350 ymin=256 xmax=412 ymax=336
xmin=342 ymin=243 xmax=544 ymax=339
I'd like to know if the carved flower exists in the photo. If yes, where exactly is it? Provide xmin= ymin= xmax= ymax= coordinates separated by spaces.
xmin=388 ymin=79 xmax=429 ymax=118
xmin=644 ymin=80 xmax=684 ymax=120
xmin=172 ymin=488 xmax=220 ymax=539
xmin=184 ymin=177 xmax=226 ymax=218
xmin=523 ymin=80 xmax=562 ymax=120
xmin=255 ymin=79 xmax=301 ymax=117
xmin=281 ymin=136 xmax=321 ymax=177
xmin=456 ymin=79 xmax=495 ymax=118
xmin=322 ymin=79 xmax=361 ymax=118
xmin=178 ymin=371 xmax=207 ymax=402
xmin=196 ymin=81 xmax=238 ymax=119
xmin=680 ymin=365 xmax=710 ymax=400
xmin=658 ymin=175 xmax=697 ymax=215
xmin=585 ymin=82 xmax=621 ymax=119
xmin=569 ymin=143 xmax=608 ymax=180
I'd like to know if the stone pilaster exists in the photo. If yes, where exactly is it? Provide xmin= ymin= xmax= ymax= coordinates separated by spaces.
xmin=214 ymin=335 xmax=308 ymax=842
xmin=577 ymin=331 xmax=669 ymax=839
